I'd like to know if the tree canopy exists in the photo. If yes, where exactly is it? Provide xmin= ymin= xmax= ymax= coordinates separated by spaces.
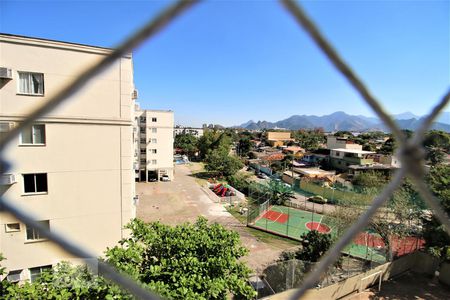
xmin=174 ymin=134 xmax=198 ymax=157
xmin=1 ymin=218 xmax=256 ymax=300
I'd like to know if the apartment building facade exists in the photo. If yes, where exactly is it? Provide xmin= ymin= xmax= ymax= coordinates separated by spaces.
xmin=134 ymin=106 xmax=174 ymax=182
xmin=0 ymin=34 xmax=136 ymax=282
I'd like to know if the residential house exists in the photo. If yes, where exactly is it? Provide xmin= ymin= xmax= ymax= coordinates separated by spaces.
xmin=329 ymin=148 xmax=375 ymax=171
xmin=326 ymin=135 xmax=362 ymax=150
xmin=266 ymin=131 xmax=294 ymax=147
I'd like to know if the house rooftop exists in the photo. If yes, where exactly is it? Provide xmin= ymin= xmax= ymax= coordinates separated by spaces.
xmin=332 ymin=148 xmax=376 ymax=154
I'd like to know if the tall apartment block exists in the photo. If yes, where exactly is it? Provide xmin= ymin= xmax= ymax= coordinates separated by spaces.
xmin=134 ymin=106 xmax=174 ymax=182
xmin=0 ymin=34 xmax=136 ymax=283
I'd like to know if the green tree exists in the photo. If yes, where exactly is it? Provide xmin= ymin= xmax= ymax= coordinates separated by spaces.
xmin=204 ymin=148 xmax=243 ymax=177
xmin=237 ymin=137 xmax=253 ymax=157
xmin=106 ymin=218 xmax=256 ymax=300
xmin=198 ymin=130 xmax=231 ymax=159
xmin=423 ymin=165 xmax=450 ymax=259
xmin=293 ymin=129 xmax=326 ymax=151
xmin=296 ymin=230 xmax=333 ymax=263
xmin=267 ymin=179 xmax=295 ymax=205
xmin=0 ymin=260 xmax=130 ymax=299
xmin=174 ymin=134 xmax=198 ymax=158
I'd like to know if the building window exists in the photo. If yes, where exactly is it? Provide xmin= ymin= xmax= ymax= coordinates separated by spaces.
xmin=152 ymin=128 xmax=157 ymax=133
xmin=18 ymin=72 xmax=44 ymax=95
xmin=152 ymin=159 xmax=157 ymax=165
xmin=140 ymin=127 xmax=145 ymax=133
xmin=152 ymin=117 xmax=157 ymax=122
xmin=26 ymin=220 xmax=49 ymax=241
xmin=335 ymin=151 xmax=340 ymax=157
xmin=5 ymin=223 xmax=21 ymax=233
xmin=151 ymin=138 xmax=157 ymax=144
xmin=20 ymin=125 xmax=45 ymax=145
xmin=140 ymin=149 xmax=146 ymax=154
xmin=140 ymin=116 xmax=146 ymax=122
xmin=29 ymin=265 xmax=52 ymax=283
xmin=151 ymin=149 xmax=157 ymax=154
xmin=140 ymin=159 xmax=146 ymax=164
xmin=7 ymin=270 xmax=22 ymax=283
xmin=23 ymin=173 xmax=48 ymax=194
xmin=140 ymin=138 xmax=146 ymax=144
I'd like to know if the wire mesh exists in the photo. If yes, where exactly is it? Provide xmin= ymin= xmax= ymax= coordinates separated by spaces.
xmin=0 ymin=0 xmax=449 ymax=299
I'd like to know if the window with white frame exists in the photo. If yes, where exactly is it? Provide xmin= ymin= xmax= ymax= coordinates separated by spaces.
xmin=152 ymin=159 xmax=157 ymax=165
xmin=140 ymin=138 xmax=146 ymax=144
xmin=20 ymin=124 xmax=45 ymax=145
xmin=29 ymin=265 xmax=52 ymax=282
xmin=140 ymin=116 xmax=146 ymax=122
xmin=140 ymin=127 xmax=145 ymax=133
xmin=17 ymin=72 xmax=44 ymax=95
xmin=140 ymin=159 xmax=146 ymax=164
xmin=26 ymin=220 xmax=49 ymax=241
xmin=151 ymin=138 xmax=157 ymax=144
xmin=23 ymin=173 xmax=48 ymax=194
xmin=152 ymin=128 xmax=157 ymax=133
xmin=151 ymin=149 xmax=157 ymax=154
xmin=140 ymin=149 xmax=146 ymax=154
xmin=152 ymin=117 xmax=157 ymax=122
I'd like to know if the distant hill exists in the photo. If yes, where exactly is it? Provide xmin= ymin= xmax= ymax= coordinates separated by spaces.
xmin=236 ymin=111 xmax=450 ymax=132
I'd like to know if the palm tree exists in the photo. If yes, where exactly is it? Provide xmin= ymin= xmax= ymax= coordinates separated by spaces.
xmin=268 ymin=179 xmax=295 ymax=205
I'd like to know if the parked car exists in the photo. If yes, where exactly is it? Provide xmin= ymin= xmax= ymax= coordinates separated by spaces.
xmin=308 ymin=195 xmax=327 ymax=204
xmin=257 ymin=173 xmax=269 ymax=179
xmin=160 ymin=175 xmax=170 ymax=182
xmin=148 ymin=177 xmax=157 ymax=182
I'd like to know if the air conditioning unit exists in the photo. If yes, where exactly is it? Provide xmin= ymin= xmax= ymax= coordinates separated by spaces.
xmin=131 ymin=89 xmax=138 ymax=100
xmin=0 ymin=67 xmax=13 ymax=80
xmin=0 ymin=174 xmax=17 ymax=185
xmin=133 ymin=195 xmax=139 ymax=205
xmin=0 ymin=122 xmax=16 ymax=133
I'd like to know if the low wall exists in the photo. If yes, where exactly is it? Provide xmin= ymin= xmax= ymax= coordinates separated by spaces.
xmin=263 ymin=252 xmax=442 ymax=300
xmin=439 ymin=262 xmax=450 ymax=286
xmin=205 ymin=183 xmax=245 ymax=204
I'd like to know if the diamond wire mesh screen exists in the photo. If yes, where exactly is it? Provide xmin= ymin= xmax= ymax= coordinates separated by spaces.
xmin=0 ymin=1 xmax=449 ymax=299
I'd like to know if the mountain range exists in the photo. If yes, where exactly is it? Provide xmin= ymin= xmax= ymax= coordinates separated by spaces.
xmin=236 ymin=111 xmax=450 ymax=132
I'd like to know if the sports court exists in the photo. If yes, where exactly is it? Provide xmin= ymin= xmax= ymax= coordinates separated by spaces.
xmin=251 ymin=205 xmax=331 ymax=240
xmin=248 ymin=204 xmax=424 ymax=263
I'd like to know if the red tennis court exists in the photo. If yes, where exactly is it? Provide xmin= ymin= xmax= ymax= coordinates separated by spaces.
xmin=354 ymin=232 xmax=424 ymax=256
xmin=262 ymin=210 xmax=289 ymax=224
xmin=306 ymin=221 xmax=331 ymax=233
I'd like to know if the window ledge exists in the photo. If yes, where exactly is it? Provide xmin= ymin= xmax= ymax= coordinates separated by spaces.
xmin=19 ymin=144 xmax=46 ymax=147
xmin=24 ymin=239 xmax=49 ymax=244
xmin=16 ymin=93 xmax=45 ymax=97
xmin=21 ymin=192 xmax=48 ymax=196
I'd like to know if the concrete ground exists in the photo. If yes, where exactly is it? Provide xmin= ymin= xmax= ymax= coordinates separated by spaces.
xmin=348 ymin=272 xmax=450 ymax=300
xmin=136 ymin=164 xmax=296 ymax=272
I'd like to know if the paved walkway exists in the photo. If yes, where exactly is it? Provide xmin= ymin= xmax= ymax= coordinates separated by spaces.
xmin=136 ymin=164 xmax=295 ymax=271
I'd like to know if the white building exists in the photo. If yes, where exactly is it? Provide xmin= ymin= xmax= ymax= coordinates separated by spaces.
xmin=173 ymin=126 xmax=203 ymax=138
xmin=326 ymin=136 xmax=362 ymax=150
xmin=0 ymin=34 xmax=136 ymax=283
xmin=134 ymin=106 xmax=174 ymax=182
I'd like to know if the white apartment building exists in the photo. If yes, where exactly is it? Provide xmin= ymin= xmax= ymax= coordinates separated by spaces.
xmin=134 ymin=106 xmax=174 ymax=182
xmin=173 ymin=126 xmax=204 ymax=138
xmin=0 ymin=34 xmax=136 ymax=283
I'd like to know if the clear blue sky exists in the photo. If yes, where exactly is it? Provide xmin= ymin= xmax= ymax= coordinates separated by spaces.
xmin=1 ymin=0 xmax=449 ymax=127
